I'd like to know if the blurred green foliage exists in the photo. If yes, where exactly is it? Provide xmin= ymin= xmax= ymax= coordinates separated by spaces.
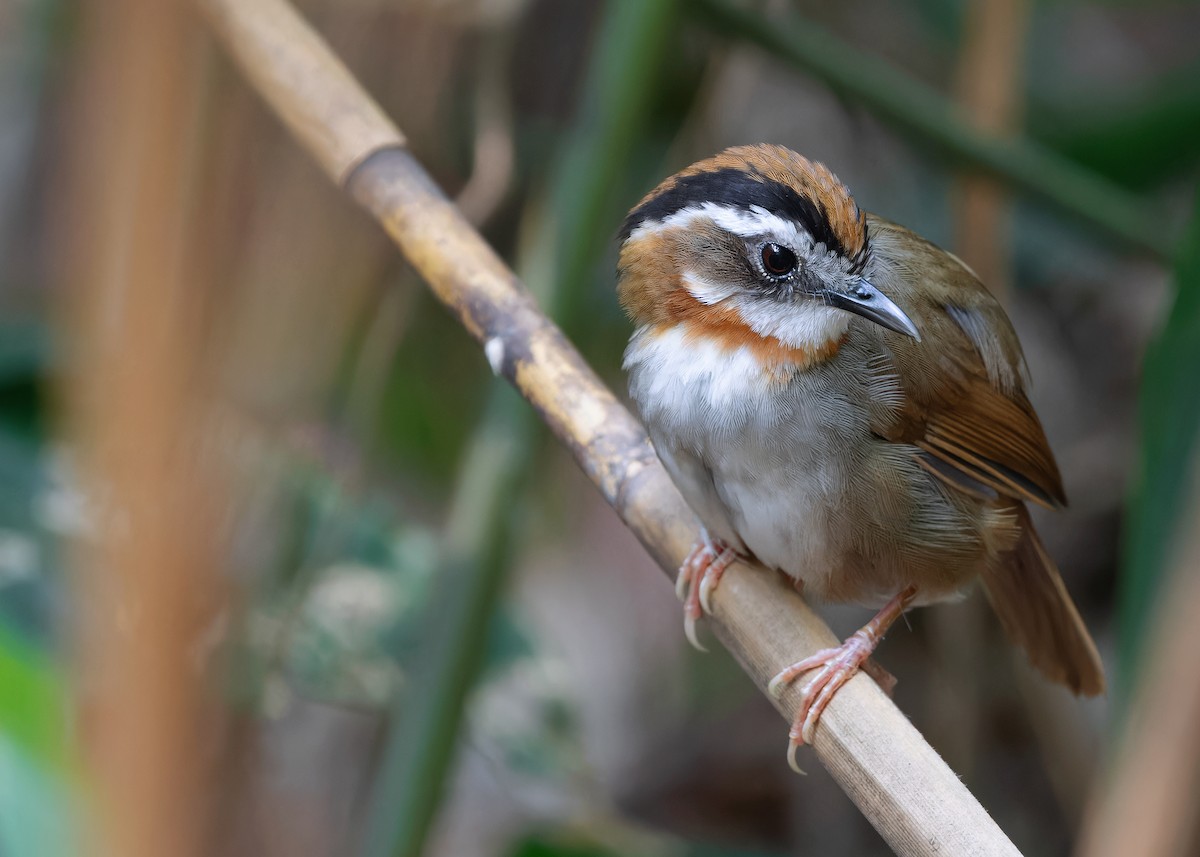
xmin=0 ymin=626 xmax=75 ymax=857
xmin=1030 ymin=61 xmax=1200 ymax=191
xmin=360 ymin=388 xmax=535 ymax=857
xmin=1119 ymin=190 xmax=1200 ymax=699
xmin=378 ymin=290 xmax=485 ymax=486
xmin=0 ymin=624 xmax=68 ymax=773
xmin=508 ymin=832 xmax=783 ymax=857
xmin=689 ymin=0 xmax=1178 ymax=260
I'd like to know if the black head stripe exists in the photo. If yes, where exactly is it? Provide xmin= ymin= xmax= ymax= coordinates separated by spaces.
xmin=619 ymin=167 xmax=847 ymax=256
xmin=848 ymin=219 xmax=870 ymax=275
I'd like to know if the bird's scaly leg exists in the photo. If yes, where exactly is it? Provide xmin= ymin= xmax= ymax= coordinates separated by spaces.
xmin=675 ymin=529 xmax=738 ymax=652
xmin=768 ymin=586 xmax=917 ymax=772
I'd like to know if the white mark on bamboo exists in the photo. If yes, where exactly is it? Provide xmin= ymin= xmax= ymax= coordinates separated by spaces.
xmin=485 ymin=337 xmax=505 ymax=375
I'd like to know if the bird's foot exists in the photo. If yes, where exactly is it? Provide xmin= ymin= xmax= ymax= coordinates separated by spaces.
xmin=676 ymin=532 xmax=738 ymax=652
xmin=769 ymin=631 xmax=878 ymax=772
xmin=767 ymin=586 xmax=916 ymax=773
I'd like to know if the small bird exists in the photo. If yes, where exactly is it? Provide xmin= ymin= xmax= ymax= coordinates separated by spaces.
xmin=616 ymin=144 xmax=1104 ymax=769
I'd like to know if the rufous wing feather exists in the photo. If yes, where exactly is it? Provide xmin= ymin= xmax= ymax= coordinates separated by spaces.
xmin=865 ymin=216 xmax=1102 ymax=694
xmin=915 ymin=379 xmax=1066 ymax=510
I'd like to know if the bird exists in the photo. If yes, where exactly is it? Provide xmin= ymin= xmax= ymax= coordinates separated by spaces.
xmin=615 ymin=144 xmax=1105 ymax=770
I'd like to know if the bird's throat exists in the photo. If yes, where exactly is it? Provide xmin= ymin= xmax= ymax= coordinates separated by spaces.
xmin=667 ymin=312 xmax=847 ymax=377
xmin=662 ymin=289 xmax=848 ymax=376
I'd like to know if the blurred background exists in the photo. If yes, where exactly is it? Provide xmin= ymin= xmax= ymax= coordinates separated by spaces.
xmin=1 ymin=0 xmax=1198 ymax=855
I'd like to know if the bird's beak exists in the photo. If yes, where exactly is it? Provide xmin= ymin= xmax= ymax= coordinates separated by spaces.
xmin=825 ymin=280 xmax=921 ymax=341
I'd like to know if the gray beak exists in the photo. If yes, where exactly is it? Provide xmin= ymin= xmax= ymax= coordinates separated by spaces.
xmin=826 ymin=280 xmax=921 ymax=341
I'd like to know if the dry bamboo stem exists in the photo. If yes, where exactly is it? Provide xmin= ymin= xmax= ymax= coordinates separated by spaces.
xmin=951 ymin=0 xmax=1029 ymax=297
xmin=65 ymin=3 xmax=226 ymax=857
xmin=198 ymin=0 xmax=1023 ymax=853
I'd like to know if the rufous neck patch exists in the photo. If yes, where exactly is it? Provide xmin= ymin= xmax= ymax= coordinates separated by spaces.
xmin=664 ymin=298 xmax=847 ymax=377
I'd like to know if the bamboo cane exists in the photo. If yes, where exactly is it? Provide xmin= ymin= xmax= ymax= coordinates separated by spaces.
xmin=66 ymin=4 xmax=225 ymax=857
xmin=198 ymin=0 xmax=1023 ymax=853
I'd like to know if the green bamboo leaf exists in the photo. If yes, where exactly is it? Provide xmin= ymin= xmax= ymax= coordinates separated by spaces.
xmin=1119 ymin=190 xmax=1200 ymax=701
xmin=688 ymin=0 xmax=1177 ymax=261
xmin=521 ymin=0 xmax=682 ymax=324
xmin=359 ymin=387 xmax=533 ymax=857
xmin=0 ymin=622 xmax=76 ymax=857
xmin=1029 ymin=61 xmax=1200 ymax=190
xmin=0 ymin=623 xmax=69 ymax=773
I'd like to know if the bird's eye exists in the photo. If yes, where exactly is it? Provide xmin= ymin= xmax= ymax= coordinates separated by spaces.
xmin=760 ymin=243 xmax=798 ymax=277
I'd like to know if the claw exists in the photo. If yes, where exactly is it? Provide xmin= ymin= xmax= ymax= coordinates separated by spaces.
xmin=698 ymin=548 xmax=736 ymax=614
xmin=675 ymin=562 xmax=691 ymax=601
xmin=699 ymin=572 xmax=716 ymax=614
xmin=786 ymin=739 xmax=807 ymax=775
xmin=676 ymin=535 xmax=736 ymax=652
xmin=684 ymin=609 xmax=707 ymax=653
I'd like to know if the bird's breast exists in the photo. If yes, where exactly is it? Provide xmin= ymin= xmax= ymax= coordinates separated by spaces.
xmin=625 ymin=322 xmax=880 ymax=573
xmin=625 ymin=322 xmax=985 ymax=605
xmin=623 ymin=322 xmax=874 ymax=442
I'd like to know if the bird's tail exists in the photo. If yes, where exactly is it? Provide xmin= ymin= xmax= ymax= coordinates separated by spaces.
xmin=981 ymin=506 xmax=1106 ymax=696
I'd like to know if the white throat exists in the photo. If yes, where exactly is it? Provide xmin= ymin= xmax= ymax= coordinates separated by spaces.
xmin=729 ymin=296 xmax=850 ymax=351
xmin=682 ymin=269 xmax=850 ymax=352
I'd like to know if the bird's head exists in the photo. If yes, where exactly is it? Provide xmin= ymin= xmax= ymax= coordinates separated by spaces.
xmin=617 ymin=145 xmax=918 ymax=366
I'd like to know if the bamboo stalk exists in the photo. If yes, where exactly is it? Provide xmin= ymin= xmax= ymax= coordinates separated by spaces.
xmin=64 ymin=3 xmax=226 ymax=857
xmin=951 ymin=0 xmax=1029 ymax=297
xmin=198 ymin=0 xmax=1023 ymax=853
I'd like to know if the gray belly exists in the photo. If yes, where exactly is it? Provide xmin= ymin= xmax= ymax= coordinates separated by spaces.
xmin=641 ymin=361 xmax=992 ymax=607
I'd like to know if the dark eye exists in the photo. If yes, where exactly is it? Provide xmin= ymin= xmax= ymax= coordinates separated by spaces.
xmin=760 ymin=243 xmax=798 ymax=277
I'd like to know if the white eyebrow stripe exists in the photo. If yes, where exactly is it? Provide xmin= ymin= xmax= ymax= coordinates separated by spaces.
xmin=627 ymin=203 xmax=853 ymax=270
xmin=682 ymin=203 xmax=794 ymax=238
xmin=623 ymin=202 xmax=861 ymax=291
xmin=626 ymin=203 xmax=802 ymax=243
